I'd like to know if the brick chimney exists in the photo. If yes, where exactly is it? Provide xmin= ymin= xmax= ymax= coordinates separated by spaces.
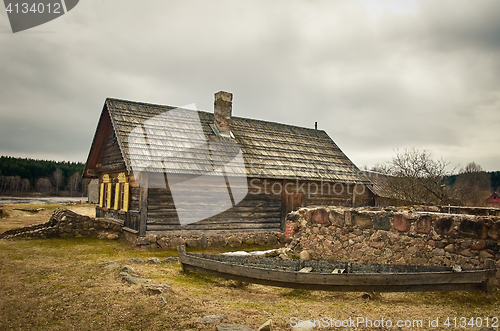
xmin=214 ymin=91 xmax=233 ymax=134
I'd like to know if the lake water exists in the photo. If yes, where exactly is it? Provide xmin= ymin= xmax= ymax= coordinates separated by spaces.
xmin=0 ymin=197 xmax=88 ymax=205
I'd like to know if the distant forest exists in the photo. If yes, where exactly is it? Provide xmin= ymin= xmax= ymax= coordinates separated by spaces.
xmin=0 ymin=156 xmax=87 ymax=197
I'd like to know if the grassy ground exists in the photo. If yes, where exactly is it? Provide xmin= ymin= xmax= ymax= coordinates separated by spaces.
xmin=0 ymin=205 xmax=499 ymax=330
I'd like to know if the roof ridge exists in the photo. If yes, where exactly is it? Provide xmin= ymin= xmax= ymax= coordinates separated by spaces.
xmin=106 ymin=97 xmax=324 ymax=133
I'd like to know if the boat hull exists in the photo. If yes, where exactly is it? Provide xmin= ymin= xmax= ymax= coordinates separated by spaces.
xmin=178 ymin=246 xmax=495 ymax=293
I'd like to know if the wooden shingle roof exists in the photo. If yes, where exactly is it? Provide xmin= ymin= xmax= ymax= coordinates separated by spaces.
xmin=84 ymin=97 xmax=371 ymax=184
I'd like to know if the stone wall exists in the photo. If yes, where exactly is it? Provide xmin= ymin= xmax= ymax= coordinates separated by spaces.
xmin=132 ymin=232 xmax=286 ymax=250
xmin=0 ymin=208 xmax=122 ymax=240
xmin=284 ymin=206 xmax=500 ymax=287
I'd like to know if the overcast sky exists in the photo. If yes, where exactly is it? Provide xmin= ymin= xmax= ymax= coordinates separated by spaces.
xmin=0 ymin=0 xmax=499 ymax=172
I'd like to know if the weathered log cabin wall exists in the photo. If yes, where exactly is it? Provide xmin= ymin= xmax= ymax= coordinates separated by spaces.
xmin=145 ymin=175 xmax=283 ymax=235
xmin=95 ymin=171 xmax=140 ymax=232
xmin=142 ymin=174 xmax=375 ymax=236
xmin=97 ymin=128 xmax=126 ymax=173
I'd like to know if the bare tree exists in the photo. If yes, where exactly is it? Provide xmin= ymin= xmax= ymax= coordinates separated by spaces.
xmin=52 ymin=168 xmax=64 ymax=195
xmin=452 ymin=162 xmax=491 ymax=206
xmin=377 ymin=147 xmax=452 ymax=205
xmin=0 ymin=176 xmax=5 ymax=195
xmin=36 ymin=178 xmax=52 ymax=194
xmin=20 ymin=178 xmax=31 ymax=196
xmin=81 ymin=178 xmax=89 ymax=196
xmin=68 ymin=172 xmax=81 ymax=197
xmin=9 ymin=176 xmax=21 ymax=193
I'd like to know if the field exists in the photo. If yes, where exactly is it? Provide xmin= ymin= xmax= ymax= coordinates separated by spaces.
xmin=0 ymin=203 xmax=499 ymax=330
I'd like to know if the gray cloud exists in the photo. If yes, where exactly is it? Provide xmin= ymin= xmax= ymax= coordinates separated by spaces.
xmin=0 ymin=0 xmax=499 ymax=171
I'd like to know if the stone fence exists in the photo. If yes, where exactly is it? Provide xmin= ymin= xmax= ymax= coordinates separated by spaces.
xmin=130 ymin=231 xmax=286 ymax=250
xmin=0 ymin=209 xmax=286 ymax=249
xmin=284 ymin=206 xmax=500 ymax=287
xmin=0 ymin=208 xmax=122 ymax=240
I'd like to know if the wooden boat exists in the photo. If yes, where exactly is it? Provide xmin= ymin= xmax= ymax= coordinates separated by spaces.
xmin=177 ymin=245 xmax=496 ymax=293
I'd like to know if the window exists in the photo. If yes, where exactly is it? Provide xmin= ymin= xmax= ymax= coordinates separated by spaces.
xmin=114 ymin=172 xmax=129 ymax=212
xmin=100 ymin=174 xmax=112 ymax=208
xmin=100 ymin=173 xmax=128 ymax=211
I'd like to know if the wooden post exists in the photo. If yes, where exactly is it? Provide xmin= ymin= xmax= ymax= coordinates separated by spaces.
xmin=138 ymin=172 xmax=149 ymax=236
xmin=281 ymin=179 xmax=288 ymax=231
xmin=352 ymin=184 xmax=356 ymax=207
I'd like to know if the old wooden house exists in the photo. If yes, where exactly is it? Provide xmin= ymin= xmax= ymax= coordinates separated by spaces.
xmin=486 ymin=193 xmax=500 ymax=208
xmin=83 ymin=92 xmax=375 ymax=237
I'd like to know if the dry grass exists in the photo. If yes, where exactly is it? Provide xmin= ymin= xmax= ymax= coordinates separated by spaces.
xmin=0 ymin=204 xmax=499 ymax=330
xmin=0 ymin=203 xmax=95 ymax=233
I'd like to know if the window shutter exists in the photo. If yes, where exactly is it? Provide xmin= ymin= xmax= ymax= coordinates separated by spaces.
xmin=107 ymin=183 xmax=112 ymax=208
xmin=99 ymin=183 xmax=104 ymax=207
xmin=123 ymin=183 xmax=130 ymax=212
xmin=114 ymin=183 xmax=121 ymax=210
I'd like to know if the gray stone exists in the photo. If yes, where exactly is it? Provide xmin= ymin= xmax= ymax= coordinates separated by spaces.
xmin=98 ymin=260 xmax=119 ymax=265
xmin=444 ymin=244 xmax=455 ymax=253
xmin=312 ymin=208 xmax=330 ymax=224
xmin=148 ymin=257 xmax=161 ymax=264
xmin=479 ymin=250 xmax=494 ymax=259
xmin=142 ymin=284 xmax=172 ymax=294
xmin=121 ymin=265 xmax=138 ymax=275
xmin=120 ymin=272 xmax=150 ymax=284
xmin=228 ymin=236 xmax=242 ymax=248
xmin=196 ymin=314 xmax=227 ymax=324
xmin=353 ymin=229 xmax=363 ymax=236
xmin=458 ymin=249 xmax=473 ymax=257
xmin=257 ymin=320 xmax=272 ymax=331
xmin=164 ymin=257 xmax=178 ymax=263
xmin=384 ymin=248 xmax=393 ymax=257
xmin=266 ymin=234 xmax=278 ymax=245
xmin=488 ymin=221 xmax=500 ymax=240
xmin=413 ymin=257 xmax=427 ymax=265
xmin=171 ymin=238 xmax=185 ymax=248
xmin=157 ymin=237 xmax=169 ymax=249
xmin=134 ymin=237 xmax=150 ymax=246
xmin=416 ymin=216 xmax=432 ymax=234
xmin=186 ymin=238 xmax=201 ymax=248
xmin=373 ymin=215 xmax=391 ymax=231
xmin=471 ymin=240 xmax=487 ymax=250
xmin=200 ymin=236 xmax=208 ymax=248
xmin=354 ymin=215 xmax=373 ymax=229
xmin=217 ymin=323 xmax=255 ymax=331
xmin=458 ymin=219 xmax=488 ymax=239
xmin=107 ymin=233 xmax=119 ymax=240
xmin=344 ymin=210 xmax=353 ymax=226
xmin=103 ymin=263 xmax=121 ymax=271
xmin=432 ymin=248 xmax=445 ymax=256
xmin=129 ymin=258 xmax=145 ymax=264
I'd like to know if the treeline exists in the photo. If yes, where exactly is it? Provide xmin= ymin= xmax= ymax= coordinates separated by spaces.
xmin=0 ymin=156 xmax=87 ymax=197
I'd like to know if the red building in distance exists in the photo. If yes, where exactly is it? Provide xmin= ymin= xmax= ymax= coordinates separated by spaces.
xmin=486 ymin=192 xmax=500 ymax=207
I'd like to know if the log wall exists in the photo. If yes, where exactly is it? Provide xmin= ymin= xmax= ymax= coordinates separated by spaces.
xmin=143 ymin=175 xmax=375 ymax=235
xmin=145 ymin=175 xmax=282 ymax=234
xmin=97 ymin=130 xmax=126 ymax=172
